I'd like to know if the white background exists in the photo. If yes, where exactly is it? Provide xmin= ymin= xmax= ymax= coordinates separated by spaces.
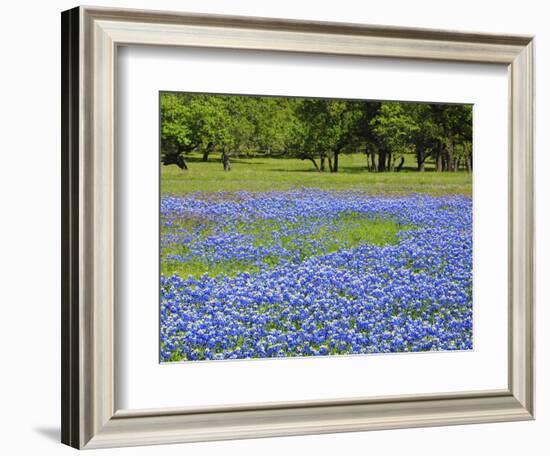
xmin=0 ymin=0 xmax=547 ymax=455
xmin=118 ymin=46 xmax=508 ymax=409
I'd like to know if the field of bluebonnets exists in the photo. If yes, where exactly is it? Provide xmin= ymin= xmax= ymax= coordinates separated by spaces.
xmin=160 ymin=180 xmax=472 ymax=362
xmin=159 ymin=94 xmax=473 ymax=362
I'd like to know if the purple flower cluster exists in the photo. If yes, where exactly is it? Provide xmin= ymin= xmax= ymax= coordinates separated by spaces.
xmin=160 ymin=190 xmax=472 ymax=362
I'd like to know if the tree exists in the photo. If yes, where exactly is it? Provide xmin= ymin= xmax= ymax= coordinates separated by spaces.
xmin=160 ymin=94 xmax=261 ymax=171
xmin=292 ymin=99 xmax=359 ymax=172
xmin=159 ymin=93 xmax=192 ymax=170
xmin=427 ymin=104 xmax=473 ymax=172
xmin=407 ymin=104 xmax=443 ymax=172
xmin=370 ymin=102 xmax=419 ymax=172
xmin=160 ymin=93 xmax=230 ymax=170
xmin=160 ymin=93 xmax=472 ymax=174
xmin=351 ymin=101 xmax=381 ymax=171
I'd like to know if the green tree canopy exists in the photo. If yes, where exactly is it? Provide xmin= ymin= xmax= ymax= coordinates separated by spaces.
xmin=160 ymin=92 xmax=472 ymax=173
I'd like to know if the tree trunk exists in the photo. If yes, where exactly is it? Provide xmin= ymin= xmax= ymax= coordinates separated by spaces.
xmin=301 ymin=155 xmax=320 ymax=171
xmin=320 ymin=155 xmax=325 ymax=172
xmin=202 ymin=143 xmax=214 ymax=162
xmin=436 ymin=146 xmax=443 ymax=172
xmin=163 ymin=153 xmax=188 ymax=170
xmin=390 ymin=154 xmax=396 ymax=172
xmin=370 ymin=149 xmax=377 ymax=172
xmin=386 ymin=151 xmax=392 ymax=170
xmin=396 ymin=156 xmax=405 ymax=172
xmin=333 ymin=150 xmax=339 ymax=172
xmin=177 ymin=155 xmax=188 ymax=170
xmin=446 ymin=134 xmax=454 ymax=172
xmin=462 ymin=141 xmax=472 ymax=173
xmin=221 ymin=150 xmax=231 ymax=171
xmin=417 ymin=150 xmax=425 ymax=172
xmin=378 ymin=149 xmax=386 ymax=172
xmin=327 ymin=156 xmax=333 ymax=172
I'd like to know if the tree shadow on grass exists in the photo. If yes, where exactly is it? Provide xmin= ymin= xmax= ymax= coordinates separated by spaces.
xmin=230 ymin=159 xmax=267 ymax=165
xmin=266 ymin=168 xmax=321 ymax=173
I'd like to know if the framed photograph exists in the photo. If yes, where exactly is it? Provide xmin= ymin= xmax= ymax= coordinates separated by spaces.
xmin=61 ymin=6 xmax=535 ymax=449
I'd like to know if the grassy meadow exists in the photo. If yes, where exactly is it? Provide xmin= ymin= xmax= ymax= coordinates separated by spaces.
xmin=161 ymin=152 xmax=472 ymax=196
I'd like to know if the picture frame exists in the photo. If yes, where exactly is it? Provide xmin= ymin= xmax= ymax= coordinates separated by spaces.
xmin=61 ymin=5 xmax=535 ymax=449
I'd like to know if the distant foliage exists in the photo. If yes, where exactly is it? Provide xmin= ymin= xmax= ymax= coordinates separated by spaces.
xmin=160 ymin=93 xmax=473 ymax=173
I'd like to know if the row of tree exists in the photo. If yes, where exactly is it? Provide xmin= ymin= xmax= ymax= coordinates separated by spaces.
xmin=160 ymin=92 xmax=472 ymax=173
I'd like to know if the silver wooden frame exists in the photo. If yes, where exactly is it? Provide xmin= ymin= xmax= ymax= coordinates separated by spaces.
xmin=61 ymin=6 xmax=535 ymax=449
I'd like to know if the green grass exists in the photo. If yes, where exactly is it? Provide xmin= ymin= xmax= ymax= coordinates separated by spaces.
xmin=160 ymin=152 xmax=464 ymax=277
xmin=161 ymin=152 xmax=472 ymax=196
xmin=161 ymin=214 xmax=411 ymax=278
xmin=326 ymin=215 xmax=408 ymax=249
